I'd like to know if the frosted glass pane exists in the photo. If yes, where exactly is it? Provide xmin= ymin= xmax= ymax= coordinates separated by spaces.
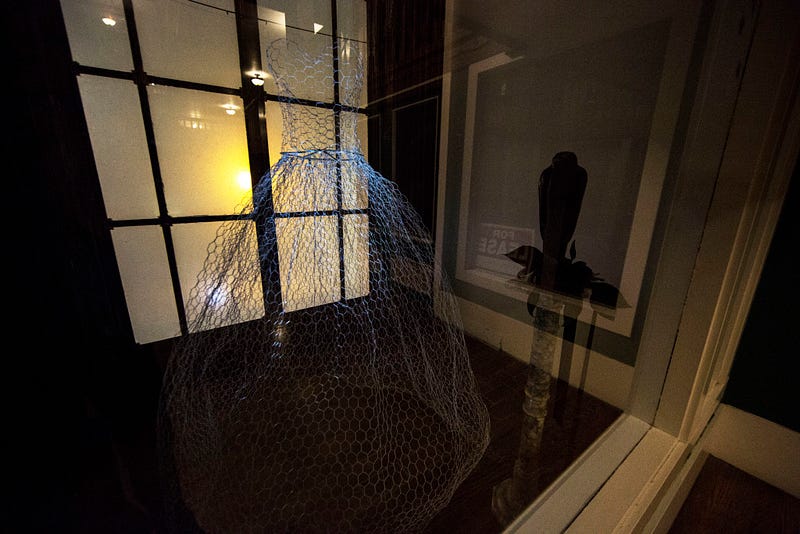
xmin=148 ymin=85 xmax=251 ymax=216
xmin=266 ymin=100 xmax=283 ymax=167
xmin=60 ymin=0 xmax=133 ymax=71
xmin=338 ymin=40 xmax=367 ymax=109
xmin=258 ymin=1 xmax=333 ymax=101
xmin=133 ymin=0 xmax=241 ymax=88
xmin=78 ymin=75 xmax=158 ymax=220
xmin=343 ymin=214 xmax=369 ymax=299
xmin=173 ymin=221 xmax=264 ymax=331
xmin=275 ymin=215 xmax=340 ymax=312
xmin=111 ymin=226 xmax=181 ymax=343
xmin=336 ymin=0 xmax=367 ymax=43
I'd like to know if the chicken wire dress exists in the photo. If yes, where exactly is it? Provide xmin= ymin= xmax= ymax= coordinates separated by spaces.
xmin=159 ymin=38 xmax=490 ymax=533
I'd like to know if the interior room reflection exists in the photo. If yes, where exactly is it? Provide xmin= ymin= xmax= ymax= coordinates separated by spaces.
xmin=24 ymin=0 xmax=799 ymax=532
xmin=51 ymin=0 xmax=655 ymax=531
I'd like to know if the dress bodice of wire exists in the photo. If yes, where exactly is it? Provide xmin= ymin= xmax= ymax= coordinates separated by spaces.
xmin=266 ymin=38 xmax=364 ymax=153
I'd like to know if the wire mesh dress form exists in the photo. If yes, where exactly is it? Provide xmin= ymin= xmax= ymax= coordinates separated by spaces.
xmin=159 ymin=38 xmax=490 ymax=533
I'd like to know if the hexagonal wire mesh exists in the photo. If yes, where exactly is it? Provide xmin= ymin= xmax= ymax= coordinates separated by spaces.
xmin=159 ymin=37 xmax=490 ymax=533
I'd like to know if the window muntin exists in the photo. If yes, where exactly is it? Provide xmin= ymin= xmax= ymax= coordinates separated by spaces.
xmin=63 ymin=0 xmax=368 ymax=342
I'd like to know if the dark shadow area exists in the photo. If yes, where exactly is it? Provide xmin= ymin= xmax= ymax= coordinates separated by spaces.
xmin=670 ymin=455 xmax=800 ymax=534
xmin=40 ymin=335 xmax=618 ymax=534
xmin=723 ymin=157 xmax=799 ymax=433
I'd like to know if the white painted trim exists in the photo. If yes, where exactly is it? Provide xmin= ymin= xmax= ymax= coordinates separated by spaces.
xmin=685 ymin=68 xmax=800 ymax=443
xmin=703 ymin=404 xmax=800 ymax=499
xmin=628 ymin=0 xmax=758 ymax=428
xmin=643 ymin=447 xmax=708 ymax=534
xmin=505 ymin=415 xmax=650 ymax=534
xmin=663 ymin=0 xmax=800 ymax=442
xmin=454 ymin=52 xmax=518 ymax=285
xmin=611 ymin=436 xmax=688 ymax=533
xmin=566 ymin=427 xmax=681 ymax=533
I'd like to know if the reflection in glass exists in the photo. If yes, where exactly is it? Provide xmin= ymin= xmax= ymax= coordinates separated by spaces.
xmin=111 ymin=226 xmax=180 ymax=343
xmin=78 ymin=75 xmax=159 ymax=220
xmin=133 ymin=0 xmax=241 ymax=88
xmin=60 ymin=0 xmax=133 ymax=71
xmin=457 ymin=20 xmax=671 ymax=338
xmin=148 ymin=85 xmax=250 ymax=216
xmin=491 ymin=151 xmax=629 ymax=526
xmin=492 ymin=294 xmax=562 ymax=525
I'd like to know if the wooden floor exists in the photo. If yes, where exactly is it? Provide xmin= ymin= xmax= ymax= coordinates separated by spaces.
xmin=424 ymin=336 xmax=622 ymax=532
xmin=67 ymin=334 xmax=622 ymax=533
xmin=670 ymin=455 xmax=800 ymax=534
xmin=80 ymin=333 xmax=800 ymax=534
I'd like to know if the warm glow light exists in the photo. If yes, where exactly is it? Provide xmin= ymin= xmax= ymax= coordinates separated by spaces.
xmin=222 ymin=103 xmax=239 ymax=115
xmin=251 ymin=73 xmax=265 ymax=86
xmin=101 ymin=16 xmax=116 ymax=26
xmin=237 ymin=171 xmax=252 ymax=190
xmin=263 ymin=8 xmax=285 ymax=28
xmin=313 ymin=23 xmax=324 ymax=34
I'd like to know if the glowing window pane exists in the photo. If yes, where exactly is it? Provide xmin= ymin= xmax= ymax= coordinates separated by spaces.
xmin=275 ymin=215 xmax=340 ymax=312
xmin=271 ymin=152 xmax=337 ymax=214
xmin=173 ymin=221 xmax=264 ymax=331
xmin=336 ymin=0 xmax=366 ymax=43
xmin=147 ymin=85 xmax=250 ymax=216
xmin=60 ymin=0 xmax=133 ymax=71
xmin=111 ymin=226 xmax=181 ymax=343
xmin=78 ymin=75 xmax=158 ymax=220
xmin=132 ymin=0 xmax=240 ymax=88
xmin=258 ymin=1 xmax=333 ymax=101
xmin=343 ymin=214 xmax=369 ymax=299
xmin=266 ymin=103 xmax=367 ymax=168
